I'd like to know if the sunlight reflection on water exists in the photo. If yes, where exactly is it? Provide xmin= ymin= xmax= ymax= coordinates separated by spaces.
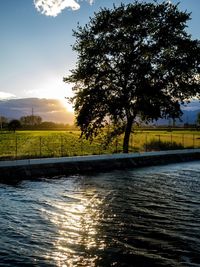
xmin=41 ymin=188 xmax=107 ymax=266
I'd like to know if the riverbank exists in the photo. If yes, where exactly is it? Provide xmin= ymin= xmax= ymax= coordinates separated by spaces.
xmin=0 ymin=149 xmax=200 ymax=183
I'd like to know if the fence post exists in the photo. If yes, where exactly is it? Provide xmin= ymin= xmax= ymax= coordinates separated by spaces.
xmin=115 ymin=137 xmax=118 ymax=153
xmin=130 ymin=133 xmax=132 ymax=152
xmin=145 ymin=133 xmax=147 ymax=152
xmin=182 ymin=134 xmax=184 ymax=148
xmin=60 ymin=135 xmax=63 ymax=157
xmin=39 ymin=136 xmax=42 ymax=157
xmin=99 ymin=142 xmax=101 ymax=155
xmin=15 ymin=135 xmax=18 ymax=158
xmin=193 ymin=134 xmax=195 ymax=148
xmin=80 ymin=137 xmax=83 ymax=156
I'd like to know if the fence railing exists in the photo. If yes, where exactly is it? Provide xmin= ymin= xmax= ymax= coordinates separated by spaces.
xmin=0 ymin=131 xmax=200 ymax=160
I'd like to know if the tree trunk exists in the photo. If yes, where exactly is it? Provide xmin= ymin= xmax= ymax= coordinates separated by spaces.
xmin=123 ymin=116 xmax=133 ymax=153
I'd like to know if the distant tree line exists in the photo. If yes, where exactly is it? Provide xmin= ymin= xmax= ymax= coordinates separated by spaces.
xmin=0 ymin=115 xmax=75 ymax=132
xmin=1 ymin=113 xmax=200 ymax=133
xmin=20 ymin=115 xmax=42 ymax=126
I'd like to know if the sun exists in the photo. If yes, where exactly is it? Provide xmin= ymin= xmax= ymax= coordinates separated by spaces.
xmin=60 ymin=97 xmax=74 ymax=113
xmin=29 ymin=74 xmax=74 ymax=113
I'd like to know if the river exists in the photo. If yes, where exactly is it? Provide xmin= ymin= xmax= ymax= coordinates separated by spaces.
xmin=0 ymin=161 xmax=200 ymax=266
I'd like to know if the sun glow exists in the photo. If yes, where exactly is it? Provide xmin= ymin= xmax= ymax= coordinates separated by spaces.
xmin=25 ymin=75 xmax=74 ymax=113
xmin=60 ymin=97 xmax=74 ymax=113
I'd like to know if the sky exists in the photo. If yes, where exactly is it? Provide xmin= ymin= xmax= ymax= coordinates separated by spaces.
xmin=1 ymin=0 xmax=200 ymax=113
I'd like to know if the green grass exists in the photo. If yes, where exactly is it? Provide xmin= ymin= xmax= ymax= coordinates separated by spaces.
xmin=0 ymin=130 xmax=118 ymax=159
xmin=0 ymin=129 xmax=200 ymax=160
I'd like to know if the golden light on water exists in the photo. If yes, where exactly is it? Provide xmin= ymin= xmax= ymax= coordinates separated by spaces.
xmin=41 ymin=188 xmax=106 ymax=266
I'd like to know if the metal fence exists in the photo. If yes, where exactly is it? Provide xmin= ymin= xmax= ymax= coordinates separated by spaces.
xmin=0 ymin=132 xmax=109 ymax=159
xmin=0 ymin=131 xmax=200 ymax=160
xmin=129 ymin=131 xmax=200 ymax=152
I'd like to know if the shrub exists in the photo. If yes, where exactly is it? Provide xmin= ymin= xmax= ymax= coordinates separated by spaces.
xmin=145 ymin=139 xmax=184 ymax=151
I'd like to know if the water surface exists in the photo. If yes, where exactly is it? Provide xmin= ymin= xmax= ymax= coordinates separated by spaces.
xmin=0 ymin=161 xmax=200 ymax=266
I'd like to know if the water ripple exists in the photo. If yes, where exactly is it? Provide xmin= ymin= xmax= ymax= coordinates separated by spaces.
xmin=0 ymin=161 xmax=200 ymax=266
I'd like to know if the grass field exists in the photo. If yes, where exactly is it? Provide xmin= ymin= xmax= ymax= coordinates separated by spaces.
xmin=0 ymin=129 xmax=200 ymax=160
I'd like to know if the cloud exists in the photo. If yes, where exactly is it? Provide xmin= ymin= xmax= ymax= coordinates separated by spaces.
xmin=0 ymin=91 xmax=16 ymax=100
xmin=0 ymin=98 xmax=74 ymax=124
xmin=34 ymin=0 xmax=94 ymax=17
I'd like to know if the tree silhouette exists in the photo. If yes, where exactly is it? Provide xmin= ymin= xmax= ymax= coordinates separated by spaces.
xmin=64 ymin=2 xmax=200 ymax=153
xmin=197 ymin=112 xmax=200 ymax=125
xmin=8 ymin=120 xmax=21 ymax=132
xmin=20 ymin=115 xmax=42 ymax=126
xmin=0 ymin=116 xmax=8 ymax=130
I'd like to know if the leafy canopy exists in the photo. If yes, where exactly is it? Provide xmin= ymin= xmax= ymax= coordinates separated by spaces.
xmin=64 ymin=1 xmax=200 ymax=152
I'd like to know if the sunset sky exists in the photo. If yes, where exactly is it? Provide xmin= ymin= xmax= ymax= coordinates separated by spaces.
xmin=1 ymin=0 xmax=200 ymax=112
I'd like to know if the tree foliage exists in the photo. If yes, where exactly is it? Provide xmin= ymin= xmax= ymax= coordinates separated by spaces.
xmin=64 ymin=1 xmax=200 ymax=153
xmin=0 ymin=116 xmax=8 ymax=130
xmin=197 ymin=112 xmax=200 ymax=125
xmin=8 ymin=120 xmax=21 ymax=132
xmin=20 ymin=115 xmax=42 ymax=126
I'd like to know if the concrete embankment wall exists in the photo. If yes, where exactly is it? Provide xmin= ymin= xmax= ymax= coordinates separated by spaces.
xmin=0 ymin=149 xmax=200 ymax=183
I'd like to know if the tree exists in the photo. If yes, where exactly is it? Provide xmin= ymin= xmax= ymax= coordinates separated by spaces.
xmin=64 ymin=1 xmax=200 ymax=153
xmin=20 ymin=115 xmax=42 ymax=126
xmin=8 ymin=120 xmax=21 ymax=132
xmin=0 ymin=116 xmax=8 ymax=130
xmin=197 ymin=112 xmax=200 ymax=125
